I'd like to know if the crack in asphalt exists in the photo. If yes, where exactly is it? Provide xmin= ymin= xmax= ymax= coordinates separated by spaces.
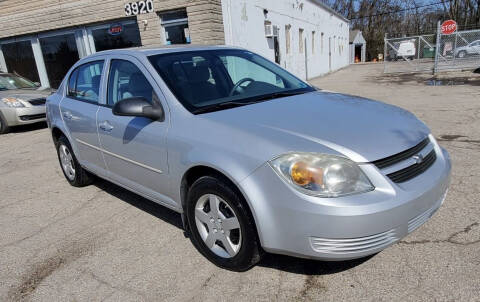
xmin=437 ymin=135 xmax=480 ymax=145
xmin=7 ymin=239 xmax=97 ymax=302
xmin=298 ymin=275 xmax=327 ymax=300
xmin=399 ymin=222 xmax=479 ymax=246
xmin=0 ymin=189 xmax=104 ymax=250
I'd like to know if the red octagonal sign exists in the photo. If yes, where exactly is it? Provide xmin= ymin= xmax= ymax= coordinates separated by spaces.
xmin=441 ymin=20 xmax=457 ymax=35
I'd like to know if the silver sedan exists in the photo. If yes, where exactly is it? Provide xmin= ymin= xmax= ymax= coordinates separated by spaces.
xmin=46 ymin=46 xmax=451 ymax=271
xmin=0 ymin=73 xmax=50 ymax=134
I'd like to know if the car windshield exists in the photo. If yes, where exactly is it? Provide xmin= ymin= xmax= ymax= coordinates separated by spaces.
xmin=0 ymin=74 xmax=37 ymax=90
xmin=148 ymin=49 xmax=315 ymax=114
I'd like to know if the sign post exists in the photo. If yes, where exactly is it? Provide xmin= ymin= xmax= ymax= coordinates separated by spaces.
xmin=434 ymin=21 xmax=441 ymax=74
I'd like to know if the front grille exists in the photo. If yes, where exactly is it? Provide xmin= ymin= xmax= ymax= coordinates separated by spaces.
xmin=372 ymin=137 xmax=430 ymax=169
xmin=19 ymin=113 xmax=46 ymax=121
xmin=310 ymin=229 xmax=398 ymax=254
xmin=28 ymin=98 xmax=46 ymax=106
xmin=386 ymin=150 xmax=437 ymax=183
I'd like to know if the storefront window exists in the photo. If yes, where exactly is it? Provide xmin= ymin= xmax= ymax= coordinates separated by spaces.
xmin=1 ymin=41 xmax=40 ymax=83
xmin=160 ymin=10 xmax=190 ymax=45
xmin=40 ymin=34 xmax=79 ymax=88
xmin=91 ymin=23 xmax=141 ymax=52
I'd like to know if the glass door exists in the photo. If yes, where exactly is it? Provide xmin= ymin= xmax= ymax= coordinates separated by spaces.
xmin=39 ymin=31 xmax=82 ymax=88
xmin=0 ymin=39 xmax=40 ymax=83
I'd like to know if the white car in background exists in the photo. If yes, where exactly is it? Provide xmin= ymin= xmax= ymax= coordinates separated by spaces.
xmin=454 ymin=40 xmax=480 ymax=58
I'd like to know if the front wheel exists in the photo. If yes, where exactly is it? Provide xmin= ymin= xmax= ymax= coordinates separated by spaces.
xmin=0 ymin=113 xmax=10 ymax=134
xmin=56 ymin=135 xmax=94 ymax=187
xmin=186 ymin=175 xmax=262 ymax=271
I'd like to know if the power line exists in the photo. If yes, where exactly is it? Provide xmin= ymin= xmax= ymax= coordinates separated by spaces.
xmin=350 ymin=0 xmax=450 ymax=20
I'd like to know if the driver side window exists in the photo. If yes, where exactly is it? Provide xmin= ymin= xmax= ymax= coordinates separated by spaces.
xmin=220 ymin=56 xmax=285 ymax=88
xmin=107 ymin=60 xmax=156 ymax=106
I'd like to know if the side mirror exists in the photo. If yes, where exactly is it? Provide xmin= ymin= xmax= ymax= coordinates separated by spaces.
xmin=112 ymin=97 xmax=164 ymax=121
xmin=34 ymin=82 xmax=41 ymax=87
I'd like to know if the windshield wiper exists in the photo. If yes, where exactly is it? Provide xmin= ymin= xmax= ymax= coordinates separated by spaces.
xmin=192 ymin=101 xmax=257 ymax=114
xmin=251 ymin=90 xmax=309 ymax=102
xmin=191 ymin=90 xmax=311 ymax=115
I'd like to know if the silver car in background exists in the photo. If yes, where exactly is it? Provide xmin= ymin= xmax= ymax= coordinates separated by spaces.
xmin=0 ymin=73 xmax=50 ymax=134
xmin=46 ymin=46 xmax=451 ymax=271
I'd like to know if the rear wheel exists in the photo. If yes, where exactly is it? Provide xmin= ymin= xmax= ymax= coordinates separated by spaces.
xmin=186 ymin=175 xmax=262 ymax=271
xmin=457 ymin=50 xmax=467 ymax=58
xmin=0 ymin=113 xmax=10 ymax=134
xmin=56 ymin=135 xmax=94 ymax=187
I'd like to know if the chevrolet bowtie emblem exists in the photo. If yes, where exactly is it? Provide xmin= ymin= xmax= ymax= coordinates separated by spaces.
xmin=412 ymin=154 xmax=424 ymax=164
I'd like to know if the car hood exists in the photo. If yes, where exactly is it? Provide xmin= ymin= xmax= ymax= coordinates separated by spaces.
xmin=0 ymin=88 xmax=53 ymax=100
xmin=203 ymin=91 xmax=430 ymax=162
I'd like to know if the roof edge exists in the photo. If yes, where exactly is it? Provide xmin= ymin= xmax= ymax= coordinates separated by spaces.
xmin=310 ymin=0 xmax=350 ymax=23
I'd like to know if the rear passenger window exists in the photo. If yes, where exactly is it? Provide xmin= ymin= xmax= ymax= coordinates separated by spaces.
xmin=67 ymin=61 xmax=104 ymax=103
xmin=107 ymin=60 xmax=155 ymax=106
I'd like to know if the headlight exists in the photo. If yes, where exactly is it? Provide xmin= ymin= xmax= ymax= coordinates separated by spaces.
xmin=270 ymin=153 xmax=374 ymax=197
xmin=2 ymin=97 xmax=26 ymax=108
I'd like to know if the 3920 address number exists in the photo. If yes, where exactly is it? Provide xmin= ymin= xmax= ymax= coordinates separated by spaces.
xmin=125 ymin=0 xmax=154 ymax=16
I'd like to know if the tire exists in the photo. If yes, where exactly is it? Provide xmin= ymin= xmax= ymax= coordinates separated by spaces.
xmin=186 ymin=175 xmax=262 ymax=271
xmin=457 ymin=51 xmax=467 ymax=58
xmin=0 ymin=113 xmax=10 ymax=134
xmin=56 ymin=135 xmax=94 ymax=187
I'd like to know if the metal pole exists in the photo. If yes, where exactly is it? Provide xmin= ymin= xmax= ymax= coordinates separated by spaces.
xmin=304 ymin=37 xmax=308 ymax=80
xmin=453 ymin=31 xmax=458 ymax=65
xmin=384 ymin=33 xmax=388 ymax=73
xmin=433 ymin=20 xmax=441 ymax=75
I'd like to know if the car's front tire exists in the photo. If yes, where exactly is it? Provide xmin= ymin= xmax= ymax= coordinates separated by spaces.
xmin=56 ymin=135 xmax=94 ymax=187
xmin=186 ymin=175 xmax=262 ymax=271
xmin=0 ymin=113 xmax=10 ymax=134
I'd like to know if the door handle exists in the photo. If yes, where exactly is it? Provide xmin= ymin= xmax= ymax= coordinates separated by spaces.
xmin=63 ymin=111 xmax=73 ymax=120
xmin=99 ymin=121 xmax=114 ymax=132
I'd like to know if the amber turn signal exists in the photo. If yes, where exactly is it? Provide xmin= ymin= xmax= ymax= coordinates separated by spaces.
xmin=290 ymin=161 xmax=324 ymax=187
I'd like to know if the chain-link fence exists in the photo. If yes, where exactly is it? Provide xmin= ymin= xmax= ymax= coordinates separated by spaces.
xmin=384 ymin=28 xmax=480 ymax=74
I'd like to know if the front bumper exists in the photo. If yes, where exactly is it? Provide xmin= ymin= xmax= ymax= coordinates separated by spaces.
xmin=1 ymin=106 xmax=46 ymax=127
xmin=240 ymin=145 xmax=451 ymax=261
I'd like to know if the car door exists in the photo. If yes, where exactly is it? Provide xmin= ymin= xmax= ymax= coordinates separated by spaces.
xmin=472 ymin=41 xmax=480 ymax=54
xmin=60 ymin=59 xmax=107 ymax=176
xmin=97 ymin=56 xmax=174 ymax=208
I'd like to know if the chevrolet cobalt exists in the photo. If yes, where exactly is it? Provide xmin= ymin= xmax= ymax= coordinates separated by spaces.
xmin=46 ymin=46 xmax=451 ymax=271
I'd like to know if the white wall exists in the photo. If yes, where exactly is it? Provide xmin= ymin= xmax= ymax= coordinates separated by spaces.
xmin=221 ymin=0 xmax=350 ymax=80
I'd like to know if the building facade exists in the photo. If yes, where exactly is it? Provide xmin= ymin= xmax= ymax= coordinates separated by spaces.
xmin=0 ymin=0 xmax=349 ymax=88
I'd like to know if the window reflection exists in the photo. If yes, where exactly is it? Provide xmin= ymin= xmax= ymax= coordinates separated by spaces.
xmin=40 ymin=34 xmax=79 ymax=88
xmin=1 ymin=41 xmax=40 ymax=82
xmin=92 ymin=23 xmax=142 ymax=52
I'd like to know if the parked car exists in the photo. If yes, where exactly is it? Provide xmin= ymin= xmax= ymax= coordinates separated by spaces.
xmin=454 ymin=40 xmax=480 ymax=58
xmin=0 ymin=73 xmax=51 ymax=134
xmin=46 ymin=46 xmax=451 ymax=271
xmin=388 ymin=40 xmax=416 ymax=61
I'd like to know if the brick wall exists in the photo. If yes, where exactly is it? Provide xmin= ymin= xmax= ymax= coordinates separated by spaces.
xmin=0 ymin=0 xmax=224 ymax=46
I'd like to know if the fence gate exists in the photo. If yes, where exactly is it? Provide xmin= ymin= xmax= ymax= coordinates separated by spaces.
xmin=384 ymin=28 xmax=480 ymax=74
xmin=384 ymin=34 xmax=436 ymax=73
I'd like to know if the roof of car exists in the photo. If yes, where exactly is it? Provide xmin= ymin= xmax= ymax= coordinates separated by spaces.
xmin=93 ymin=44 xmax=243 ymax=57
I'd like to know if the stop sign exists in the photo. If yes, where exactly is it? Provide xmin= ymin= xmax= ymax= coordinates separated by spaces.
xmin=441 ymin=20 xmax=457 ymax=35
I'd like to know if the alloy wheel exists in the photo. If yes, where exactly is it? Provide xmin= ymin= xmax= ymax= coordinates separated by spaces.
xmin=194 ymin=194 xmax=242 ymax=258
xmin=59 ymin=144 xmax=75 ymax=181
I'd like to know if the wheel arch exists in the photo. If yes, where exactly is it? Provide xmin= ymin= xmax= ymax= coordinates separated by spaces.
xmin=180 ymin=165 xmax=261 ymax=244
xmin=51 ymin=126 xmax=65 ymax=145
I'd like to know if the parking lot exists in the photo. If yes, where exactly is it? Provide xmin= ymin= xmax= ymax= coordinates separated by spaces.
xmin=1 ymin=63 xmax=479 ymax=301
